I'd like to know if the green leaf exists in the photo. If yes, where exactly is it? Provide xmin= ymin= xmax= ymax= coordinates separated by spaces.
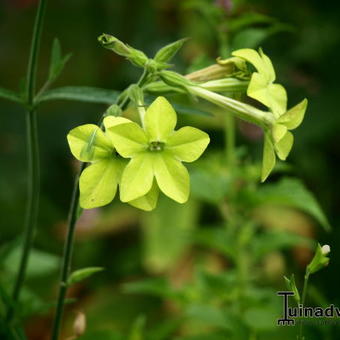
xmin=4 ymin=247 xmax=59 ymax=278
xmin=128 ymin=315 xmax=146 ymax=340
xmin=153 ymin=153 xmax=190 ymax=203
xmin=106 ymin=121 xmax=148 ymax=158
xmin=243 ymin=306 xmax=277 ymax=330
xmin=261 ymin=133 xmax=276 ymax=182
xmin=154 ymin=38 xmax=188 ymax=63
xmin=142 ymin=197 xmax=198 ymax=272
xmin=67 ymin=124 xmax=112 ymax=162
xmin=167 ymin=126 xmax=210 ymax=162
xmin=145 ymin=96 xmax=177 ymax=141
xmin=307 ymin=243 xmax=330 ymax=275
xmin=0 ymin=87 xmax=22 ymax=104
xmin=37 ymin=86 xmax=119 ymax=104
xmin=79 ymin=159 xmax=124 ymax=209
xmin=119 ymin=154 xmax=154 ymax=202
xmin=67 ymin=267 xmax=104 ymax=286
xmin=48 ymin=38 xmax=72 ymax=82
xmin=284 ymin=274 xmax=300 ymax=304
xmin=251 ymin=177 xmax=331 ymax=231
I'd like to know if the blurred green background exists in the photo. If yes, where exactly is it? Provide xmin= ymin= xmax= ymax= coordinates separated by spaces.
xmin=1 ymin=0 xmax=340 ymax=339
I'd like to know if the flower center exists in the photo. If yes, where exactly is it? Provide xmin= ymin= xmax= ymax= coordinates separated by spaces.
xmin=148 ymin=141 xmax=165 ymax=152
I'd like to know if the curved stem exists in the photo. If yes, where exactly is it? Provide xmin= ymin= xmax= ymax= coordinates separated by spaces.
xmin=50 ymin=69 xmax=150 ymax=340
xmin=6 ymin=0 xmax=47 ymax=322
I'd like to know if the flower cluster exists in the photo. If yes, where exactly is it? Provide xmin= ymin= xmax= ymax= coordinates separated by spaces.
xmin=67 ymin=97 xmax=210 ymax=211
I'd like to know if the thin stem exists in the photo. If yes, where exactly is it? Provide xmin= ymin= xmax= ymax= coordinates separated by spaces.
xmin=6 ymin=0 xmax=47 ymax=322
xmin=298 ymin=271 xmax=310 ymax=340
xmin=50 ymin=69 xmax=150 ymax=340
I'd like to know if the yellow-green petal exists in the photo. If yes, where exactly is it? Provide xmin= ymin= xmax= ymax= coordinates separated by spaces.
xmin=128 ymin=181 xmax=159 ymax=211
xmin=79 ymin=158 xmax=124 ymax=209
xmin=277 ymin=98 xmax=308 ymax=130
xmin=103 ymin=116 xmax=132 ymax=129
xmin=153 ymin=153 xmax=190 ymax=203
xmin=119 ymin=154 xmax=154 ymax=202
xmin=144 ymin=96 xmax=177 ymax=141
xmin=272 ymin=124 xmax=288 ymax=144
xmin=261 ymin=133 xmax=276 ymax=182
xmin=106 ymin=122 xmax=148 ymax=158
xmin=166 ymin=126 xmax=210 ymax=162
xmin=67 ymin=124 xmax=112 ymax=162
xmin=275 ymin=131 xmax=294 ymax=161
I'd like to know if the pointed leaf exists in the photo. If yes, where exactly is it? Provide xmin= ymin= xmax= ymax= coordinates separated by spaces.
xmin=48 ymin=38 xmax=72 ymax=82
xmin=67 ymin=124 xmax=112 ymax=162
xmin=67 ymin=267 xmax=104 ymax=286
xmin=106 ymin=121 xmax=148 ymax=157
xmin=154 ymin=38 xmax=188 ymax=63
xmin=0 ymin=87 xmax=22 ymax=104
xmin=167 ymin=126 xmax=210 ymax=162
xmin=277 ymin=98 xmax=308 ymax=130
xmin=37 ymin=86 xmax=119 ymax=104
xmin=79 ymin=159 xmax=123 ymax=209
xmin=120 ymin=154 xmax=154 ymax=202
xmin=261 ymin=133 xmax=276 ymax=182
xmin=145 ymin=96 xmax=177 ymax=141
xmin=154 ymin=153 xmax=190 ymax=203
xmin=275 ymin=131 xmax=293 ymax=160
xmin=129 ymin=181 xmax=159 ymax=211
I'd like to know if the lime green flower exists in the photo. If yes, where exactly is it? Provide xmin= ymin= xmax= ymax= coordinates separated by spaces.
xmin=232 ymin=48 xmax=287 ymax=116
xmin=106 ymin=96 xmax=210 ymax=204
xmin=67 ymin=117 xmax=159 ymax=211
xmin=262 ymin=98 xmax=308 ymax=181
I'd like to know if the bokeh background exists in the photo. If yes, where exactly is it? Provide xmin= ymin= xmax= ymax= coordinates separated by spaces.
xmin=1 ymin=0 xmax=340 ymax=339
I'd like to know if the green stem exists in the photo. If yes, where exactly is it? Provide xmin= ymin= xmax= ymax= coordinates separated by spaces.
xmin=50 ymin=69 xmax=149 ymax=340
xmin=6 ymin=0 xmax=47 ymax=322
xmin=298 ymin=271 xmax=310 ymax=340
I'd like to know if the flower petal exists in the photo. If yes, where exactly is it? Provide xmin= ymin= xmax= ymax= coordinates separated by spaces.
xmin=275 ymin=131 xmax=294 ymax=161
xmin=154 ymin=153 xmax=190 ymax=203
xmin=167 ymin=126 xmax=210 ymax=162
xmin=67 ymin=124 xmax=113 ymax=162
xmin=103 ymin=116 xmax=132 ymax=129
xmin=261 ymin=133 xmax=276 ymax=182
xmin=267 ymin=83 xmax=287 ymax=116
xmin=272 ymin=124 xmax=288 ymax=144
xmin=128 ymin=181 xmax=159 ymax=211
xmin=106 ymin=122 xmax=148 ymax=158
xmin=79 ymin=158 xmax=124 ymax=209
xmin=144 ymin=96 xmax=177 ymax=141
xmin=119 ymin=153 xmax=154 ymax=202
xmin=277 ymin=98 xmax=308 ymax=130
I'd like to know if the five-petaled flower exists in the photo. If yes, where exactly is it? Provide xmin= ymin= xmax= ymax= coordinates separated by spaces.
xmin=106 ymin=96 xmax=210 ymax=205
xmin=67 ymin=96 xmax=210 ymax=211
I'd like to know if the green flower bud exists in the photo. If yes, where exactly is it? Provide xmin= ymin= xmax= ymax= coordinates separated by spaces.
xmin=98 ymin=34 xmax=130 ymax=56
xmin=105 ymin=104 xmax=122 ymax=117
xmin=154 ymin=38 xmax=189 ymax=63
xmin=307 ymin=243 xmax=330 ymax=275
xmin=127 ymin=84 xmax=144 ymax=105
xmin=159 ymin=70 xmax=194 ymax=89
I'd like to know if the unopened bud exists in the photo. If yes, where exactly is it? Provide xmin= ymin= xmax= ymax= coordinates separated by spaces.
xmin=98 ymin=34 xmax=130 ymax=56
xmin=106 ymin=104 xmax=122 ymax=117
xmin=321 ymin=244 xmax=331 ymax=255
xmin=154 ymin=38 xmax=189 ymax=63
xmin=159 ymin=70 xmax=194 ymax=90
xmin=127 ymin=84 xmax=144 ymax=105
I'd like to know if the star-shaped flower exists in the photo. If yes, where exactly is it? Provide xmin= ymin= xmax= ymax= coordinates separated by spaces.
xmin=106 ymin=96 xmax=210 ymax=204
xmin=262 ymin=98 xmax=308 ymax=181
xmin=232 ymin=48 xmax=287 ymax=116
xmin=67 ymin=117 xmax=159 ymax=211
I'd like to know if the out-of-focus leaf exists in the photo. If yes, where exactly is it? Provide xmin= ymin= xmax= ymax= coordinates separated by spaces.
xmin=142 ymin=197 xmax=198 ymax=273
xmin=67 ymin=267 xmax=104 ymax=286
xmin=243 ymin=306 xmax=277 ymax=330
xmin=4 ymin=247 xmax=59 ymax=278
xmin=0 ymin=87 xmax=22 ymax=104
xmin=48 ymin=38 xmax=72 ymax=83
xmin=78 ymin=330 xmax=123 ymax=340
xmin=37 ymin=86 xmax=119 ymax=104
xmin=128 ymin=315 xmax=146 ymax=340
xmin=185 ymin=304 xmax=232 ymax=330
xmin=147 ymin=318 xmax=182 ymax=340
xmin=249 ymin=177 xmax=331 ymax=231
xmin=252 ymin=230 xmax=313 ymax=260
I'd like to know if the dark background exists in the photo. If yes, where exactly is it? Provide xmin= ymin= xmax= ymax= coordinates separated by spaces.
xmin=1 ymin=0 xmax=340 ymax=339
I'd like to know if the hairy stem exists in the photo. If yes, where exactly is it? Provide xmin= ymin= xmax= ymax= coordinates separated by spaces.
xmin=50 ymin=69 xmax=149 ymax=340
xmin=6 ymin=0 xmax=47 ymax=322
